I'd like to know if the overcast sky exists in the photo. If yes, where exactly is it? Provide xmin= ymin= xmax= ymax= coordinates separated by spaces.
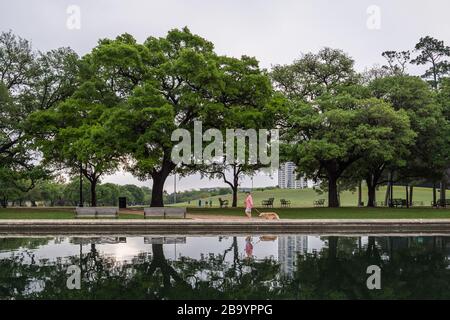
xmin=1 ymin=0 xmax=449 ymax=191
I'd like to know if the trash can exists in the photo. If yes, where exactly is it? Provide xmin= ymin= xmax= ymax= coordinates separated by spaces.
xmin=119 ymin=197 xmax=127 ymax=209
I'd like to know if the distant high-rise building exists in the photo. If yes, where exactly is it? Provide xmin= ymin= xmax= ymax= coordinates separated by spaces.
xmin=278 ymin=162 xmax=308 ymax=189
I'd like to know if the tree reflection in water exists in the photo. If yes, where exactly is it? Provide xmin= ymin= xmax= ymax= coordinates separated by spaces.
xmin=0 ymin=235 xmax=449 ymax=299
xmin=290 ymin=236 xmax=450 ymax=299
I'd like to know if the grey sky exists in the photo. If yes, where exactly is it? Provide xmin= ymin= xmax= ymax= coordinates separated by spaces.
xmin=1 ymin=0 xmax=449 ymax=191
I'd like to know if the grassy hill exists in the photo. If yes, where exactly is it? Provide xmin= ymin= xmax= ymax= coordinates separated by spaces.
xmin=174 ymin=186 xmax=434 ymax=208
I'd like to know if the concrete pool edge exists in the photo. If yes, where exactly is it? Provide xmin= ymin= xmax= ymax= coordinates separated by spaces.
xmin=2 ymin=219 xmax=450 ymax=235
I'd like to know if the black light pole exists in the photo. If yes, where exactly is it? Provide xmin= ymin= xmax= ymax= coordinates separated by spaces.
xmin=173 ymin=173 xmax=177 ymax=204
xmin=79 ymin=162 xmax=83 ymax=207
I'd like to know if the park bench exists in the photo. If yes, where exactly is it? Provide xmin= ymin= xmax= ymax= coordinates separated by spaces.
xmin=144 ymin=207 xmax=186 ymax=219
xmin=144 ymin=237 xmax=186 ymax=244
xmin=390 ymin=199 xmax=407 ymax=208
xmin=280 ymin=199 xmax=291 ymax=208
xmin=75 ymin=207 xmax=97 ymax=218
xmin=261 ymin=197 xmax=275 ymax=208
xmin=218 ymin=198 xmax=229 ymax=208
xmin=72 ymin=237 xmax=126 ymax=244
xmin=144 ymin=207 xmax=165 ymax=218
xmin=411 ymin=201 xmax=424 ymax=207
xmin=96 ymin=207 xmax=119 ymax=218
xmin=313 ymin=199 xmax=325 ymax=207
xmin=75 ymin=207 xmax=118 ymax=218
xmin=164 ymin=207 xmax=187 ymax=218
xmin=432 ymin=199 xmax=450 ymax=208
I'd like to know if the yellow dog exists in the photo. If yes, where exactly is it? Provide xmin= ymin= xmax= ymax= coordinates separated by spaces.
xmin=258 ymin=212 xmax=280 ymax=220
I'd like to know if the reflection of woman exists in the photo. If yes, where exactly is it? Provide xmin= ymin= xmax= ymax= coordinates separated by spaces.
xmin=245 ymin=236 xmax=253 ymax=259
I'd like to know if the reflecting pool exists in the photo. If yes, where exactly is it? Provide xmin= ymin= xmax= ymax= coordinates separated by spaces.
xmin=1 ymin=234 xmax=450 ymax=299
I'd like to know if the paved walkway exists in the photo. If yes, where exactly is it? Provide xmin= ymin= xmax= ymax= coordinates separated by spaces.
xmin=188 ymin=214 xmax=255 ymax=220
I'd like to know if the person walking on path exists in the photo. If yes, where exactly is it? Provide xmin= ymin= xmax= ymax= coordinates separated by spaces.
xmin=244 ymin=192 xmax=253 ymax=218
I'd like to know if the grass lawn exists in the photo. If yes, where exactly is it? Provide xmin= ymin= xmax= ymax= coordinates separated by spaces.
xmin=173 ymin=186 xmax=435 ymax=208
xmin=0 ymin=207 xmax=141 ymax=219
xmin=188 ymin=207 xmax=450 ymax=219
xmin=1 ymin=206 xmax=450 ymax=220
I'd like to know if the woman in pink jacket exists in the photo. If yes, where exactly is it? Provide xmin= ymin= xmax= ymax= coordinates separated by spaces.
xmin=244 ymin=192 xmax=253 ymax=218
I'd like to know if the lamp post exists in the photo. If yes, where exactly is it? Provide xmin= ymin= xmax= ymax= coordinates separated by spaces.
xmin=173 ymin=173 xmax=177 ymax=204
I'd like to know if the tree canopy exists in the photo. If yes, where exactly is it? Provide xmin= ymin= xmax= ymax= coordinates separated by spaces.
xmin=1 ymin=29 xmax=449 ymax=208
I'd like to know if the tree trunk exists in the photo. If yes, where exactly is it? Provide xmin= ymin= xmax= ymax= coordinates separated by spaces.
xmin=150 ymin=243 xmax=184 ymax=288
xmin=79 ymin=163 xmax=84 ymax=207
xmin=232 ymin=186 xmax=238 ymax=207
xmin=441 ymin=180 xmax=447 ymax=207
xmin=367 ymin=183 xmax=377 ymax=208
xmin=409 ymin=186 xmax=414 ymax=207
xmin=1 ymin=196 xmax=7 ymax=208
xmin=389 ymin=172 xmax=394 ymax=207
xmin=384 ymin=181 xmax=390 ymax=207
xmin=150 ymin=160 xmax=175 ymax=207
xmin=328 ymin=175 xmax=340 ymax=208
xmin=232 ymin=237 xmax=238 ymax=264
xmin=328 ymin=236 xmax=338 ymax=260
xmin=231 ymin=171 xmax=240 ymax=208
xmin=432 ymin=183 xmax=437 ymax=207
xmin=405 ymin=185 xmax=409 ymax=208
xmin=90 ymin=179 xmax=97 ymax=207
xmin=366 ymin=174 xmax=379 ymax=208
xmin=373 ymin=187 xmax=376 ymax=205
xmin=151 ymin=173 xmax=165 ymax=207
xmin=358 ymin=181 xmax=362 ymax=207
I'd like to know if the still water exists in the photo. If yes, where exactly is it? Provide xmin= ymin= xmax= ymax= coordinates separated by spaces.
xmin=0 ymin=234 xmax=449 ymax=299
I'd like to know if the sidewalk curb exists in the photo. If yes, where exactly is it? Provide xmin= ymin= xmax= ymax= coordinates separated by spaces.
xmin=1 ymin=219 xmax=450 ymax=235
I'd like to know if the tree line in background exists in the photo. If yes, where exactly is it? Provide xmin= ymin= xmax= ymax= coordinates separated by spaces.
xmin=0 ymin=28 xmax=449 ymax=208
xmin=0 ymin=178 xmax=149 ymax=208
xmin=0 ymin=174 xmax=232 ymax=208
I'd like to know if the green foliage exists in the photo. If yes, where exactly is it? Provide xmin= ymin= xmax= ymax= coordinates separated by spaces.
xmin=1 ymin=30 xmax=450 ymax=211
xmin=411 ymin=36 xmax=450 ymax=89
xmin=286 ymin=97 xmax=413 ymax=175
xmin=27 ymin=43 xmax=123 ymax=206
xmin=274 ymin=49 xmax=415 ymax=207
xmin=93 ymin=27 xmax=280 ymax=206
xmin=0 ymin=31 xmax=78 ymax=202
xmin=271 ymin=47 xmax=358 ymax=101
xmin=381 ymin=50 xmax=411 ymax=75
xmin=370 ymin=75 xmax=447 ymax=181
